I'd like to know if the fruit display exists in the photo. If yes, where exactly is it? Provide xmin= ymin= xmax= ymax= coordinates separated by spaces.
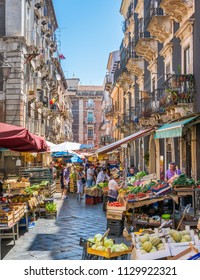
xmin=168 ymin=229 xmax=192 ymax=243
xmin=87 ymin=233 xmax=129 ymax=253
xmin=137 ymin=233 xmax=165 ymax=254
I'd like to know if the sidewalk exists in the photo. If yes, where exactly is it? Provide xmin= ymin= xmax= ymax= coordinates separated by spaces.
xmin=2 ymin=193 xmax=128 ymax=260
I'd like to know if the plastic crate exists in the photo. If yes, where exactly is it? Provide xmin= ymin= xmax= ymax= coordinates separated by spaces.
xmin=107 ymin=219 xmax=124 ymax=236
xmin=85 ymin=197 xmax=95 ymax=205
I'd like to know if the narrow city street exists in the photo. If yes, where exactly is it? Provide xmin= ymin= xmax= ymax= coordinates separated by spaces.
xmin=1 ymin=192 xmax=127 ymax=260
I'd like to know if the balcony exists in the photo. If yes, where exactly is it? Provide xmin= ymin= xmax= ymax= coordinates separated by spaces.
xmin=161 ymin=74 xmax=194 ymax=106
xmin=114 ymin=45 xmax=128 ymax=82
xmin=105 ymin=73 xmax=113 ymax=92
xmin=160 ymin=0 xmax=194 ymax=23
xmin=105 ymin=105 xmax=114 ymax=116
xmin=138 ymin=97 xmax=153 ymax=118
xmin=135 ymin=19 xmax=158 ymax=61
xmin=147 ymin=6 xmax=172 ymax=43
xmin=118 ymin=71 xmax=133 ymax=87
xmin=138 ymin=74 xmax=194 ymax=117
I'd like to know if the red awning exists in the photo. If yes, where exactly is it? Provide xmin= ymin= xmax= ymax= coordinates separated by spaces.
xmin=0 ymin=122 xmax=48 ymax=152
xmin=96 ymin=128 xmax=154 ymax=155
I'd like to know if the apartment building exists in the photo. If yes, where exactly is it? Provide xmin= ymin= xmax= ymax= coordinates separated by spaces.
xmin=0 ymin=0 xmax=73 ymax=173
xmin=102 ymin=0 xmax=200 ymax=179
xmin=67 ymin=78 xmax=103 ymax=148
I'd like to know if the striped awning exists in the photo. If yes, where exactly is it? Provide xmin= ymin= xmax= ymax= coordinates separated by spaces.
xmin=96 ymin=127 xmax=154 ymax=156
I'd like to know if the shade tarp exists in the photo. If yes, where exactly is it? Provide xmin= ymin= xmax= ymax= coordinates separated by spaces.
xmin=51 ymin=151 xmax=74 ymax=158
xmin=96 ymin=128 xmax=154 ymax=156
xmin=154 ymin=116 xmax=198 ymax=139
xmin=0 ymin=122 xmax=48 ymax=152
xmin=50 ymin=141 xmax=82 ymax=152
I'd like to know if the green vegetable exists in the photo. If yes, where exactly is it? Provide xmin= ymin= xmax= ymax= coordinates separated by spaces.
xmin=45 ymin=202 xmax=57 ymax=213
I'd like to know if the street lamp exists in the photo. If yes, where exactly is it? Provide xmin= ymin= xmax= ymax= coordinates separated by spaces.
xmin=1 ymin=60 xmax=12 ymax=80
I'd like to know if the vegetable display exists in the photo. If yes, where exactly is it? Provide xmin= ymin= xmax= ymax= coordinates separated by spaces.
xmin=87 ymin=234 xmax=129 ymax=253
xmin=107 ymin=201 xmax=123 ymax=207
xmin=45 ymin=202 xmax=57 ymax=213
xmin=172 ymin=174 xmax=195 ymax=187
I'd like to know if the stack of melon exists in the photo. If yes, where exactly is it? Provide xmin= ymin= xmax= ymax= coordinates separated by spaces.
xmin=138 ymin=233 xmax=165 ymax=254
xmin=168 ymin=229 xmax=192 ymax=243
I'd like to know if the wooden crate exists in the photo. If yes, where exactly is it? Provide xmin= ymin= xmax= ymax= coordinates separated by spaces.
xmin=107 ymin=202 xmax=126 ymax=211
xmin=0 ymin=211 xmax=14 ymax=226
xmin=106 ymin=210 xmax=124 ymax=220
xmin=87 ymin=247 xmax=132 ymax=259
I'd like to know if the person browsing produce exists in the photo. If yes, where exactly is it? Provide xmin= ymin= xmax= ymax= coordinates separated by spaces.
xmin=108 ymin=173 xmax=124 ymax=202
xmin=96 ymin=168 xmax=110 ymax=184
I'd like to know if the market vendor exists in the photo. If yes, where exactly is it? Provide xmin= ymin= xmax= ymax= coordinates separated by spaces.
xmin=127 ymin=168 xmax=135 ymax=177
xmin=165 ymin=162 xmax=181 ymax=181
xmin=108 ymin=173 xmax=124 ymax=202
xmin=96 ymin=167 xmax=110 ymax=185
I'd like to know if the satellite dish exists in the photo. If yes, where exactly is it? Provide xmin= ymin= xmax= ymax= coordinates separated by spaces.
xmin=56 ymin=74 xmax=61 ymax=81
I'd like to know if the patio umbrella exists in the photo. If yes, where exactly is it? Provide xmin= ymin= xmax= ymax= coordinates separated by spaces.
xmin=0 ymin=122 xmax=48 ymax=152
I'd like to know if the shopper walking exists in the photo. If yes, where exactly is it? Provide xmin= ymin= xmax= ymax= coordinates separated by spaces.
xmin=60 ymin=163 xmax=70 ymax=199
xmin=77 ymin=166 xmax=86 ymax=200
xmin=86 ymin=164 xmax=95 ymax=187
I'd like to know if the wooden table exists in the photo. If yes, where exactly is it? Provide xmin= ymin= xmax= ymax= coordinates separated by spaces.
xmin=0 ymin=221 xmax=19 ymax=260
xmin=126 ymin=195 xmax=179 ymax=229
xmin=174 ymin=188 xmax=200 ymax=215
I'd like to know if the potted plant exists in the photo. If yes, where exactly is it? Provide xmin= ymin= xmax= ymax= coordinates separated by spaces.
xmin=166 ymin=89 xmax=178 ymax=103
xmin=45 ymin=202 xmax=57 ymax=219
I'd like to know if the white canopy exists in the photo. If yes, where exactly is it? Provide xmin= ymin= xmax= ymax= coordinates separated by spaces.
xmin=46 ymin=140 xmax=56 ymax=149
xmin=50 ymin=141 xmax=82 ymax=152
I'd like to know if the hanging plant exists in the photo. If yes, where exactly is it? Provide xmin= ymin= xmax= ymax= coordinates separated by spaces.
xmin=143 ymin=151 xmax=150 ymax=166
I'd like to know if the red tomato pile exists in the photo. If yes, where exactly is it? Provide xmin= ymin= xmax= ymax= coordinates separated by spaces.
xmin=108 ymin=201 xmax=123 ymax=207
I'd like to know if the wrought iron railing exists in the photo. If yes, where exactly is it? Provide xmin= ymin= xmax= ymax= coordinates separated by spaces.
xmin=137 ymin=74 xmax=195 ymax=116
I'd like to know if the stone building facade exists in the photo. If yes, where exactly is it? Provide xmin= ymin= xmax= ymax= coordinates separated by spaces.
xmin=0 ymin=0 xmax=73 ymax=174
xmin=67 ymin=78 xmax=103 ymax=148
xmin=102 ymin=0 xmax=200 ymax=179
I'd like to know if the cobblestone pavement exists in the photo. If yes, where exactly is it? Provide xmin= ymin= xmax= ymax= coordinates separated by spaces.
xmin=2 ymin=193 xmax=129 ymax=260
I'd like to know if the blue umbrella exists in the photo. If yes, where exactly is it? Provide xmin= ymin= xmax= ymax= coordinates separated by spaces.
xmin=51 ymin=151 xmax=74 ymax=158
xmin=65 ymin=155 xmax=83 ymax=163
xmin=80 ymin=144 xmax=94 ymax=149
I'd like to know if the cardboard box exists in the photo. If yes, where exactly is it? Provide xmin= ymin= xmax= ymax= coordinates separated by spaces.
xmin=132 ymin=238 xmax=171 ymax=260
xmin=106 ymin=210 xmax=124 ymax=220
xmin=164 ymin=228 xmax=195 ymax=256
xmin=168 ymin=244 xmax=199 ymax=260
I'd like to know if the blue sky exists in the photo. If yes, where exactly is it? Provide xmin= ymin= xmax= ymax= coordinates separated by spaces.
xmin=52 ymin=0 xmax=123 ymax=85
